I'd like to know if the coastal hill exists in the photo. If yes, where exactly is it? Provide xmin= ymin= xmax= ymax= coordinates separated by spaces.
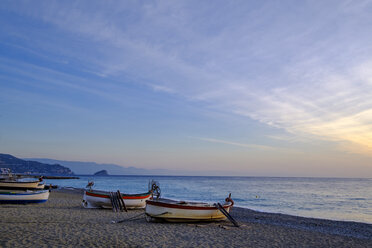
xmin=25 ymin=158 xmax=237 ymax=176
xmin=0 ymin=153 xmax=73 ymax=175
xmin=25 ymin=158 xmax=175 ymax=175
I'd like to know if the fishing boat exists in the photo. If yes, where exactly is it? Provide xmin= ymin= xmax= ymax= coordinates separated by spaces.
xmin=82 ymin=189 xmax=153 ymax=209
xmin=0 ymin=180 xmax=42 ymax=190
xmin=0 ymin=169 xmax=44 ymax=190
xmin=145 ymin=194 xmax=234 ymax=222
xmin=36 ymin=181 xmax=46 ymax=189
xmin=0 ymin=189 xmax=50 ymax=204
xmin=82 ymin=180 xmax=160 ymax=209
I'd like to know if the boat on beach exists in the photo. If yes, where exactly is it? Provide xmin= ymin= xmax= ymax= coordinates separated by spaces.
xmin=145 ymin=194 xmax=234 ymax=222
xmin=0 ymin=169 xmax=45 ymax=190
xmin=0 ymin=180 xmax=43 ymax=190
xmin=83 ymin=189 xmax=153 ymax=209
xmin=0 ymin=189 xmax=50 ymax=204
xmin=82 ymin=180 xmax=160 ymax=210
xmin=36 ymin=181 xmax=46 ymax=189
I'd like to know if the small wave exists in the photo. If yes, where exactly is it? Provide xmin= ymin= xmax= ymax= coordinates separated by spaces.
xmin=348 ymin=198 xmax=366 ymax=200
xmin=298 ymin=207 xmax=313 ymax=211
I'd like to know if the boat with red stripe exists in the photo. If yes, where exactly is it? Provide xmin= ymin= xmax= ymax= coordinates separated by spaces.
xmin=82 ymin=180 xmax=160 ymax=209
xmin=145 ymin=194 xmax=234 ymax=222
xmin=83 ymin=189 xmax=153 ymax=209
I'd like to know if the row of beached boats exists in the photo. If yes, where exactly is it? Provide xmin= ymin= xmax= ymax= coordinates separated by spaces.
xmin=0 ymin=169 xmax=236 ymax=224
xmin=82 ymin=181 xmax=236 ymax=224
xmin=0 ymin=170 xmax=50 ymax=204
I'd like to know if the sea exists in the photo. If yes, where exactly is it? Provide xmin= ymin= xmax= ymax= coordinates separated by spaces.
xmin=44 ymin=176 xmax=372 ymax=224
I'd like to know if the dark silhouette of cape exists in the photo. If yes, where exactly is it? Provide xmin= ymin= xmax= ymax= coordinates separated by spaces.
xmin=93 ymin=170 xmax=109 ymax=176
xmin=0 ymin=153 xmax=73 ymax=175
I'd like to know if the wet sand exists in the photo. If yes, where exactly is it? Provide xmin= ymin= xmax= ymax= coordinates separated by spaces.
xmin=0 ymin=188 xmax=371 ymax=247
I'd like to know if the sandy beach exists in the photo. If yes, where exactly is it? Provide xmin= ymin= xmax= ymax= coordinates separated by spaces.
xmin=0 ymin=189 xmax=371 ymax=248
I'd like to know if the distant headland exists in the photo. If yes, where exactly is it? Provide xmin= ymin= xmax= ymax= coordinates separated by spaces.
xmin=0 ymin=153 xmax=74 ymax=176
xmin=24 ymin=157 xmax=177 ymax=175
xmin=93 ymin=170 xmax=109 ymax=176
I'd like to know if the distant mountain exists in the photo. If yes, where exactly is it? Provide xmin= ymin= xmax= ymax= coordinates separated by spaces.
xmin=25 ymin=158 xmax=174 ymax=175
xmin=0 ymin=154 xmax=73 ymax=175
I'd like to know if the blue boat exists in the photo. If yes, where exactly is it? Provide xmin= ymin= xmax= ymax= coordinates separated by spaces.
xmin=0 ymin=190 xmax=50 ymax=204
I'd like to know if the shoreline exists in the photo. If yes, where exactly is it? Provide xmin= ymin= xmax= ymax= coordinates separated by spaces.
xmin=234 ymin=205 xmax=372 ymax=225
xmin=0 ymin=188 xmax=371 ymax=247
xmin=58 ymin=187 xmax=371 ymax=240
xmin=231 ymin=206 xmax=372 ymax=240
xmin=62 ymin=186 xmax=372 ymax=225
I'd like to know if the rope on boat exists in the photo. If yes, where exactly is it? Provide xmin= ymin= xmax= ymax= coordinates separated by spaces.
xmin=112 ymin=211 xmax=170 ymax=223
xmin=112 ymin=212 xmax=146 ymax=223
xmin=148 ymin=180 xmax=161 ymax=199
xmin=144 ymin=211 xmax=171 ymax=223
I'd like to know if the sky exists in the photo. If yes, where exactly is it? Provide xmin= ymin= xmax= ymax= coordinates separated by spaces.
xmin=0 ymin=0 xmax=372 ymax=177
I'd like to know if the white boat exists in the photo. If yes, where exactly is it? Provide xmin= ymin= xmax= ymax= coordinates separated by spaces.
xmin=83 ymin=189 xmax=153 ymax=209
xmin=0 ymin=189 xmax=50 ymax=204
xmin=36 ymin=181 xmax=45 ymax=189
xmin=145 ymin=195 xmax=234 ymax=222
xmin=0 ymin=180 xmax=41 ymax=190
xmin=0 ymin=169 xmax=45 ymax=190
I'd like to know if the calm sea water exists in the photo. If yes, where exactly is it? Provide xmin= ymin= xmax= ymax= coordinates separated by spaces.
xmin=44 ymin=176 xmax=372 ymax=224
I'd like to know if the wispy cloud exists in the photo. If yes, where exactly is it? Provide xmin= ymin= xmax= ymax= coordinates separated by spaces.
xmin=2 ymin=0 xmax=372 ymax=157
xmin=230 ymin=62 xmax=372 ymax=155
xmin=0 ymin=58 xmax=126 ymax=104
xmin=191 ymin=137 xmax=275 ymax=150
xmin=150 ymin=84 xmax=176 ymax=94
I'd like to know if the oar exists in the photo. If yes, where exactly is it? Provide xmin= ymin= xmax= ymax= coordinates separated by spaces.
xmin=114 ymin=192 xmax=122 ymax=212
xmin=109 ymin=192 xmax=115 ymax=212
xmin=109 ymin=192 xmax=114 ymax=211
xmin=115 ymin=192 xmax=123 ymax=211
xmin=117 ymin=190 xmax=127 ymax=212
xmin=215 ymin=203 xmax=239 ymax=227
xmin=110 ymin=192 xmax=118 ymax=212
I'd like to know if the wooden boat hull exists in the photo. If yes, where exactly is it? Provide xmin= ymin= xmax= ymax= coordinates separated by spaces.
xmin=83 ymin=190 xmax=152 ymax=209
xmin=0 ymin=180 xmax=41 ymax=190
xmin=36 ymin=182 xmax=45 ymax=189
xmin=0 ymin=190 xmax=50 ymax=204
xmin=145 ymin=198 xmax=233 ymax=222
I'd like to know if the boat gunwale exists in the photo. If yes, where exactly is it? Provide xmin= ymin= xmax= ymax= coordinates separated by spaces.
xmin=0 ymin=190 xmax=49 ymax=195
xmin=0 ymin=199 xmax=48 ymax=204
xmin=0 ymin=181 xmax=40 ymax=184
xmin=146 ymin=199 xmax=233 ymax=210
xmin=85 ymin=190 xmax=152 ymax=199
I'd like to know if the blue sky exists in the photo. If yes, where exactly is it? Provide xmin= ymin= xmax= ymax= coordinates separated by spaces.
xmin=0 ymin=0 xmax=371 ymax=177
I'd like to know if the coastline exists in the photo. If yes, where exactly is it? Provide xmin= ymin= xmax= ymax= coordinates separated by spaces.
xmin=0 ymin=188 xmax=371 ymax=247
